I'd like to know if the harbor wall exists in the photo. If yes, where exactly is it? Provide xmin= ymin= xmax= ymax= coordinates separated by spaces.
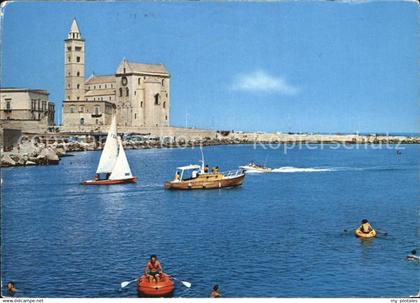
xmin=1 ymin=127 xmax=419 ymax=168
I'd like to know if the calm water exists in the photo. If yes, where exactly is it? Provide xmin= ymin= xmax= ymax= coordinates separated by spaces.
xmin=2 ymin=144 xmax=419 ymax=297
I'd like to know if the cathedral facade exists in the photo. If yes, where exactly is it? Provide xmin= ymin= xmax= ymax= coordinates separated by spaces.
xmin=62 ymin=19 xmax=170 ymax=131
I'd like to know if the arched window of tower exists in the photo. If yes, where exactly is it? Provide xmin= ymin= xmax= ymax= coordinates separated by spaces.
xmin=119 ymin=88 xmax=123 ymax=97
xmin=126 ymin=87 xmax=129 ymax=96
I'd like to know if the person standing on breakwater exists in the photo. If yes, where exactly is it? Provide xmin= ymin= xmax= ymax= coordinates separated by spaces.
xmin=210 ymin=285 xmax=221 ymax=298
xmin=144 ymin=255 xmax=164 ymax=283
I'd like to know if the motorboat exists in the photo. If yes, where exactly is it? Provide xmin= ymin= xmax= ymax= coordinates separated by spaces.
xmin=240 ymin=161 xmax=272 ymax=173
xmin=164 ymin=148 xmax=245 ymax=190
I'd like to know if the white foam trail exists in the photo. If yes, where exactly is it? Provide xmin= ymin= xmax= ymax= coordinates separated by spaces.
xmin=272 ymin=166 xmax=335 ymax=173
xmin=244 ymin=166 xmax=384 ymax=174
xmin=244 ymin=170 xmax=265 ymax=174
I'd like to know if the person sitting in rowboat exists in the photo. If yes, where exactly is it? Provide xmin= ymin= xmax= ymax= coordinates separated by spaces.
xmin=174 ymin=171 xmax=181 ymax=182
xmin=204 ymin=165 xmax=209 ymax=173
xmin=144 ymin=255 xmax=164 ymax=283
xmin=358 ymin=219 xmax=373 ymax=234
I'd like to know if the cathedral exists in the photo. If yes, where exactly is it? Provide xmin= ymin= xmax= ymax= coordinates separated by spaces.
xmin=62 ymin=19 xmax=170 ymax=131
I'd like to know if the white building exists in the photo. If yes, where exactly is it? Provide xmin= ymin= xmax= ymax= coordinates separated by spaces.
xmin=0 ymin=88 xmax=55 ymax=133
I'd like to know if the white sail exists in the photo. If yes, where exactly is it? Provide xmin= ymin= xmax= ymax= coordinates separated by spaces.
xmin=109 ymin=137 xmax=133 ymax=180
xmin=96 ymin=115 xmax=118 ymax=174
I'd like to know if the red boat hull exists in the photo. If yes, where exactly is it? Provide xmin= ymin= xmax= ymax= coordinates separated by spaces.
xmin=137 ymin=274 xmax=175 ymax=297
xmin=81 ymin=177 xmax=137 ymax=185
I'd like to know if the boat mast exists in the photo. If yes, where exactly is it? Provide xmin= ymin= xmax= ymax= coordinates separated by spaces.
xmin=199 ymin=145 xmax=205 ymax=172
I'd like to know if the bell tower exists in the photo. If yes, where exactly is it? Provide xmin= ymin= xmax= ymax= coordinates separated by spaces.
xmin=64 ymin=19 xmax=85 ymax=101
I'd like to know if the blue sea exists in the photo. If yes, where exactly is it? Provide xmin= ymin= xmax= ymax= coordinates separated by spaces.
xmin=1 ymin=144 xmax=419 ymax=298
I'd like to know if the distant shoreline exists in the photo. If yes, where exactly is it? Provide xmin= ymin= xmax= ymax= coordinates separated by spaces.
xmin=2 ymin=132 xmax=418 ymax=168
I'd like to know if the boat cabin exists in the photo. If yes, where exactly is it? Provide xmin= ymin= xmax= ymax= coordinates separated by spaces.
xmin=174 ymin=165 xmax=201 ymax=181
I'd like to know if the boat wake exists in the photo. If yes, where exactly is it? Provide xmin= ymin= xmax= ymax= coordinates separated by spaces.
xmin=272 ymin=166 xmax=335 ymax=173
xmin=268 ymin=166 xmax=400 ymax=173
xmin=244 ymin=170 xmax=266 ymax=174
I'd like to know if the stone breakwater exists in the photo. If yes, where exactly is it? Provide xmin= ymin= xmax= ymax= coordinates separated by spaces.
xmin=1 ymin=132 xmax=419 ymax=167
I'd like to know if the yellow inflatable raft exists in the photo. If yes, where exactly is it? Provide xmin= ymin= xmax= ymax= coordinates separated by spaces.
xmin=355 ymin=228 xmax=377 ymax=239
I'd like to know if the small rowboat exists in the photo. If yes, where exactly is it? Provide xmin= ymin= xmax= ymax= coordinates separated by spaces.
xmin=137 ymin=273 xmax=175 ymax=297
xmin=355 ymin=228 xmax=377 ymax=239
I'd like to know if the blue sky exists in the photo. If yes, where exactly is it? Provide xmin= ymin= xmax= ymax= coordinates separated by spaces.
xmin=2 ymin=1 xmax=418 ymax=133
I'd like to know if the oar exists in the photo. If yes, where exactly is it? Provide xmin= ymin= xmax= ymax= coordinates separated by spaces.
xmin=343 ymin=228 xmax=355 ymax=233
xmin=172 ymin=277 xmax=192 ymax=288
xmin=120 ymin=278 xmax=138 ymax=289
xmin=376 ymin=230 xmax=388 ymax=236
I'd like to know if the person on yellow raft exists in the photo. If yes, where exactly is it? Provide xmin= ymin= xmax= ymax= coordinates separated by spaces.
xmin=355 ymin=219 xmax=377 ymax=238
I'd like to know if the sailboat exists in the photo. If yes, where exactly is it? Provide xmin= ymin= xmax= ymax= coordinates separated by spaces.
xmin=81 ymin=116 xmax=137 ymax=185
